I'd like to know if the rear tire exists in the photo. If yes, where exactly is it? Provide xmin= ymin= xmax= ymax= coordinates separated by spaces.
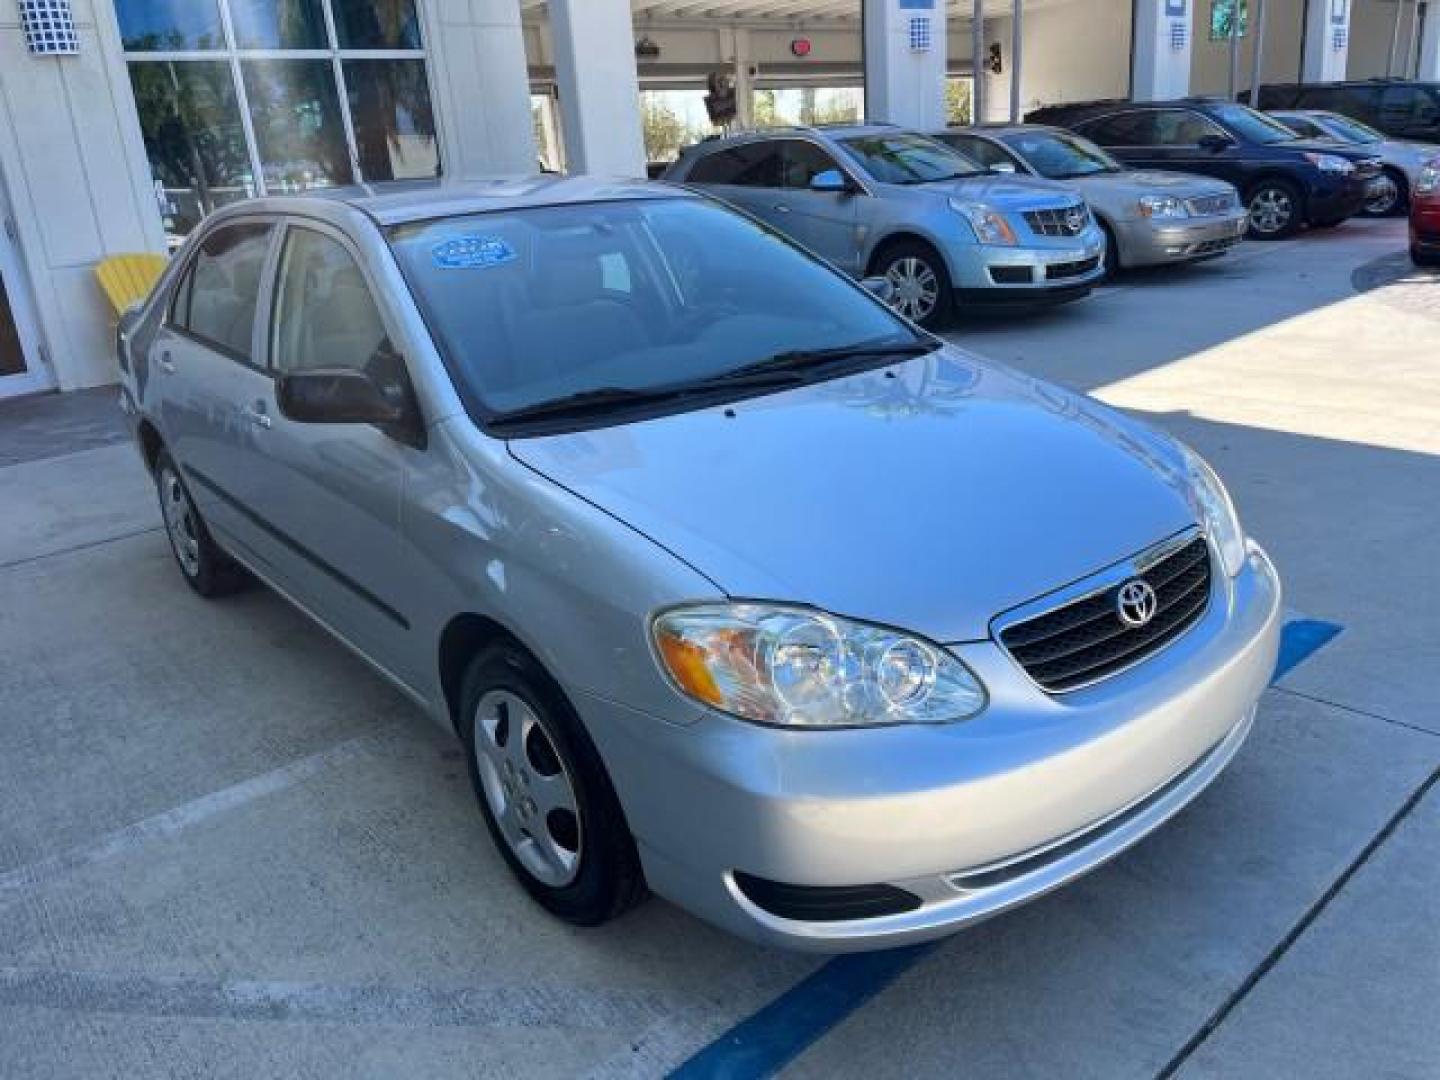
xmin=460 ymin=640 xmax=647 ymax=926
xmin=873 ymin=240 xmax=954 ymax=330
xmin=1245 ymin=179 xmax=1302 ymax=240
xmin=154 ymin=450 xmax=249 ymax=598
xmin=1099 ymin=221 xmax=1120 ymax=279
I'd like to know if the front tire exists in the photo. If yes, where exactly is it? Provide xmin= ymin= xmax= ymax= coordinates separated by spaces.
xmin=1245 ymin=179 xmax=1302 ymax=240
xmin=154 ymin=450 xmax=248 ymax=598
xmin=1099 ymin=221 xmax=1120 ymax=279
xmin=875 ymin=240 xmax=954 ymax=330
xmin=460 ymin=641 xmax=646 ymax=925
xmin=1362 ymin=169 xmax=1405 ymax=217
xmin=1413 ymin=244 xmax=1440 ymax=269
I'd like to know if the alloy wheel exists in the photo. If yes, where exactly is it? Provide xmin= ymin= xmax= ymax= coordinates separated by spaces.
xmin=1364 ymin=176 xmax=1400 ymax=216
xmin=472 ymin=690 xmax=582 ymax=887
xmin=1248 ymin=187 xmax=1294 ymax=236
xmin=159 ymin=467 xmax=202 ymax=578
xmin=884 ymin=256 xmax=940 ymax=323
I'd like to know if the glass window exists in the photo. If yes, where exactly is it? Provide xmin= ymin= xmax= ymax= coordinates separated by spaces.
xmin=333 ymin=0 xmax=422 ymax=49
xmin=227 ymin=0 xmax=327 ymax=49
xmin=1209 ymin=0 xmax=1248 ymax=40
xmin=389 ymin=199 xmax=914 ymax=420
xmin=115 ymin=0 xmax=225 ymax=51
xmin=242 ymin=59 xmax=354 ymax=191
xmin=178 ymin=222 xmax=272 ymax=359
xmin=938 ymin=133 xmax=1017 ymax=171
xmin=344 ymin=59 xmax=439 ymax=181
xmin=1150 ymin=110 xmax=1226 ymax=146
xmin=640 ymin=89 xmax=717 ymax=166
xmin=1077 ymin=111 xmax=1155 ymax=146
xmin=1000 ymin=131 xmax=1121 ymax=178
xmin=839 ymin=133 xmax=985 ymax=184
xmin=1274 ymin=114 xmax=1326 ymax=139
xmin=272 ymin=228 xmax=389 ymax=374
xmin=1206 ymin=104 xmax=1297 ymax=144
xmin=127 ymin=61 xmax=255 ymax=240
xmin=688 ymin=142 xmax=784 ymax=187
xmin=781 ymin=141 xmax=843 ymax=188
xmin=1315 ymin=113 xmax=1383 ymax=143
xmin=753 ymin=86 xmax=863 ymax=128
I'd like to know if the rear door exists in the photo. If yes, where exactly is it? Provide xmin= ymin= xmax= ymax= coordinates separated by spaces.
xmin=684 ymin=141 xmax=788 ymax=227
xmin=152 ymin=219 xmax=280 ymax=561
xmin=776 ymin=139 xmax=862 ymax=274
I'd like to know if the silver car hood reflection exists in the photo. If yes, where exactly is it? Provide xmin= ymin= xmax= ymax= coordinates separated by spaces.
xmin=509 ymin=348 xmax=1198 ymax=643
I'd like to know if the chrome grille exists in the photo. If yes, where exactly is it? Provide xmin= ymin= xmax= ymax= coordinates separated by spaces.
xmin=1023 ymin=204 xmax=1089 ymax=237
xmin=1185 ymin=192 xmax=1235 ymax=216
xmin=998 ymin=534 xmax=1212 ymax=693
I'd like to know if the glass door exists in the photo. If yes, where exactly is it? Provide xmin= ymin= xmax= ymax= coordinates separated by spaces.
xmin=0 ymin=188 xmax=51 ymax=398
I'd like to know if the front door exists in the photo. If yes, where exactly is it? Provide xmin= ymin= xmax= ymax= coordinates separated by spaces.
xmin=777 ymin=140 xmax=862 ymax=275
xmin=0 ymin=184 xmax=52 ymax=398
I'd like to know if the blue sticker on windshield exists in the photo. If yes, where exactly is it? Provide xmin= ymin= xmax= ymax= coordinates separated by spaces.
xmin=431 ymin=235 xmax=517 ymax=269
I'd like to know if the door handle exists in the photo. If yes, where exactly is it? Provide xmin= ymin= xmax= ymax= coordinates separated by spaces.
xmin=158 ymin=351 xmax=175 ymax=374
xmin=242 ymin=405 xmax=272 ymax=430
xmin=772 ymin=204 xmax=791 ymax=213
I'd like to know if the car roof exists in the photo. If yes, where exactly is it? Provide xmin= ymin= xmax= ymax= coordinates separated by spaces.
xmin=209 ymin=175 xmax=696 ymax=228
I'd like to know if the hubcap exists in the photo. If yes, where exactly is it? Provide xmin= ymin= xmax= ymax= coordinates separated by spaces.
xmin=884 ymin=256 xmax=939 ymax=322
xmin=159 ymin=468 xmax=201 ymax=577
xmin=473 ymin=690 xmax=581 ymax=888
xmin=1365 ymin=176 xmax=1399 ymax=215
xmin=1249 ymin=188 xmax=1293 ymax=235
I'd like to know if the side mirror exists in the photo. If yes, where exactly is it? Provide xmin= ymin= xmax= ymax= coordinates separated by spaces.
xmin=860 ymin=276 xmax=896 ymax=304
xmin=276 ymin=368 xmax=406 ymax=426
xmin=989 ymin=161 xmax=1018 ymax=174
xmin=810 ymin=169 xmax=851 ymax=193
xmin=1198 ymin=133 xmax=1233 ymax=152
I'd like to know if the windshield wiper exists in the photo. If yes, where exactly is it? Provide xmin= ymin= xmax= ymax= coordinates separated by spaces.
xmin=490 ymin=385 xmax=695 ymax=428
xmin=704 ymin=339 xmax=938 ymax=384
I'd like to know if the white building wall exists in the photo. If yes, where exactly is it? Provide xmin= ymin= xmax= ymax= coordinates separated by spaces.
xmin=0 ymin=0 xmax=166 ymax=392
xmin=1189 ymin=0 xmax=1305 ymax=94
xmin=983 ymin=0 xmax=1133 ymax=117
xmin=1346 ymin=0 xmax=1420 ymax=76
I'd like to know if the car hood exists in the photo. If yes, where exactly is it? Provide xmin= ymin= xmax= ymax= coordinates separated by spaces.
xmin=508 ymin=349 xmax=1200 ymax=643
xmin=919 ymin=173 xmax=1082 ymax=210
xmin=1066 ymin=171 xmax=1234 ymax=216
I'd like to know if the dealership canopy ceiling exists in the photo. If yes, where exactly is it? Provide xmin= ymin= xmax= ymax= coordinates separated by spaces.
xmin=518 ymin=0 xmax=1039 ymax=24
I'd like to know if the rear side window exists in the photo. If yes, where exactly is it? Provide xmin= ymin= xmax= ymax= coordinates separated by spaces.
xmin=687 ymin=142 xmax=784 ymax=187
xmin=271 ymin=227 xmax=389 ymax=375
xmin=1076 ymin=111 xmax=1154 ymax=146
xmin=174 ymin=222 xmax=272 ymax=360
xmin=1277 ymin=115 xmax=1325 ymax=139
xmin=943 ymin=134 xmax=1018 ymax=170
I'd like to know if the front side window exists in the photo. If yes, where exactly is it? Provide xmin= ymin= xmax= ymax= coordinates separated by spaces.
xmin=271 ymin=228 xmax=389 ymax=375
xmin=1152 ymin=110 xmax=1227 ymax=147
xmin=999 ymin=131 xmax=1120 ymax=178
xmin=175 ymin=222 xmax=272 ymax=359
xmin=781 ymin=141 xmax=844 ymax=188
xmin=389 ymin=198 xmax=918 ymax=424
xmin=939 ymin=134 xmax=1017 ymax=171
xmin=839 ymin=133 xmax=984 ymax=184
xmin=124 ymin=0 xmax=439 ymax=242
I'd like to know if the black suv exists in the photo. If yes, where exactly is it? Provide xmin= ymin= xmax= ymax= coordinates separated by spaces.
xmin=1025 ymin=98 xmax=1384 ymax=238
xmin=1252 ymin=80 xmax=1440 ymax=143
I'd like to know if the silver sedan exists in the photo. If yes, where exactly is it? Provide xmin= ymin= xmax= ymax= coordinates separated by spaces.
xmin=937 ymin=126 xmax=1250 ymax=275
xmin=118 ymin=177 xmax=1280 ymax=952
xmin=1268 ymin=109 xmax=1439 ymax=216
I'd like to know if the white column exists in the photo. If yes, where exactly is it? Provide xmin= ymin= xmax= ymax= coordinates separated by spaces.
xmin=1418 ymin=0 xmax=1440 ymax=79
xmin=426 ymin=0 xmax=536 ymax=177
xmin=1132 ymin=0 xmax=1194 ymax=101
xmin=550 ymin=0 xmax=646 ymax=177
xmin=863 ymin=0 xmax=949 ymax=130
xmin=1302 ymin=0 xmax=1350 ymax=82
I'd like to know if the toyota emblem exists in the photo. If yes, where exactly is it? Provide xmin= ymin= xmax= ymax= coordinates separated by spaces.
xmin=1115 ymin=579 xmax=1158 ymax=629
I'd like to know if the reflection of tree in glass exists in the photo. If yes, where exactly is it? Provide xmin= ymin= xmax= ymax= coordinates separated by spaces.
xmin=348 ymin=60 xmax=439 ymax=181
xmin=946 ymin=80 xmax=973 ymax=126
xmin=128 ymin=60 xmax=250 ymax=234
xmin=245 ymin=60 xmax=353 ymax=190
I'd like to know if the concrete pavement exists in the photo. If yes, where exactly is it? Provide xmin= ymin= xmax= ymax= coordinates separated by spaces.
xmin=0 ymin=218 xmax=1435 ymax=1078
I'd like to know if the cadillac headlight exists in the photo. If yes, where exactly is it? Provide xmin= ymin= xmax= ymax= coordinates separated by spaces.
xmin=949 ymin=199 xmax=1018 ymax=245
xmin=1303 ymin=152 xmax=1354 ymax=174
xmin=652 ymin=604 xmax=986 ymax=728
xmin=1138 ymin=195 xmax=1188 ymax=218
xmin=1182 ymin=446 xmax=1246 ymax=577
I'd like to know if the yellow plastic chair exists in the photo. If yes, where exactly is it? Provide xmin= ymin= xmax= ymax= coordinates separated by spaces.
xmin=94 ymin=253 xmax=168 ymax=317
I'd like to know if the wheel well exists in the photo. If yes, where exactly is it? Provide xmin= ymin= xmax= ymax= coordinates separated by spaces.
xmin=438 ymin=613 xmax=515 ymax=730
xmin=866 ymin=232 xmax=944 ymax=277
xmin=1382 ymin=165 xmax=1409 ymax=198
xmin=137 ymin=420 xmax=164 ymax=474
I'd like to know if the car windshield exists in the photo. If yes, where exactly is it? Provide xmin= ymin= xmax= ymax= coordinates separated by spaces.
xmin=388 ymin=198 xmax=925 ymax=429
xmin=1317 ymin=113 xmax=1384 ymax=144
xmin=1210 ymin=104 xmax=1304 ymax=145
xmin=1000 ymin=131 xmax=1121 ymax=178
xmin=839 ymin=133 xmax=986 ymax=184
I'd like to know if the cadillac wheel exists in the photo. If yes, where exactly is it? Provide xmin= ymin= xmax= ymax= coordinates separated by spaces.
xmin=878 ymin=241 xmax=953 ymax=329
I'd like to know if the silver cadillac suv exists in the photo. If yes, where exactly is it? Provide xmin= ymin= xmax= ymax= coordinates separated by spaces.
xmin=664 ymin=124 xmax=1106 ymax=328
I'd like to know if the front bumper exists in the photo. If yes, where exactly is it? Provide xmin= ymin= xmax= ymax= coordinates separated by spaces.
xmin=1115 ymin=210 xmax=1249 ymax=267
xmin=583 ymin=543 xmax=1282 ymax=952
xmin=1307 ymin=173 xmax=1370 ymax=223
xmin=949 ymin=228 xmax=1107 ymax=299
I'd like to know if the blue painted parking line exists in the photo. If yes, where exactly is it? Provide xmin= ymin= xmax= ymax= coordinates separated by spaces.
xmin=667 ymin=616 xmax=1345 ymax=1080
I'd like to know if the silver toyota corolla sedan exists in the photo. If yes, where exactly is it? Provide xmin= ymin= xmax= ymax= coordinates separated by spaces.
xmin=1268 ymin=109 xmax=1438 ymax=217
xmin=117 ymin=177 xmax=1281 ymax=952
xmin=935 ymin=126 xmax=1249 ymax=275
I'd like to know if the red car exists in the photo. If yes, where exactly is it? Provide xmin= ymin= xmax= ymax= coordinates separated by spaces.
xmin=1412 ymin=159 xmax=1440 ymax=268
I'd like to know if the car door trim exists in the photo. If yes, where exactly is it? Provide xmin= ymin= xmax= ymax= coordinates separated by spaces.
xmin=183 ymin=463 xmax=411 ymax=631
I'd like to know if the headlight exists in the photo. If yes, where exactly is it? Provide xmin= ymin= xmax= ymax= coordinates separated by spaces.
xmin=652 ymin=604 xmax=987 ymax=728
xmin=1138 ymin=194 xmax=1188 ymax=218
xmin=1303 ymin=152 xmax=1354 ymax=174
xmin=949 ymin=198 xmax=1018 ymax=245
xmin=1417 ymin=162 xmax=1439 ymax=194
xmin=1181 ymin=446 xmax=1246 ymax=577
